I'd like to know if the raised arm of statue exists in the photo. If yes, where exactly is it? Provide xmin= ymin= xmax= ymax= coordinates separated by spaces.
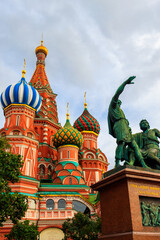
xmin=111 ymin=76 xmax=136 ymax=107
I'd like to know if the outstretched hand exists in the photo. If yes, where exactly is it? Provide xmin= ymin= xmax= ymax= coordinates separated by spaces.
xmin=125 ymin=76 xmax=136 ymax=85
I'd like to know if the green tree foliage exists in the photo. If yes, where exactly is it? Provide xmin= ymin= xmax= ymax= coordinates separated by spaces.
xmin=0 ymin=137 xmax=39 ymax=239
xmin=0 ymin=137 xmax=27 ymax=226
xmin=62 ymin=212 xmax=101 ymax=240
xmin=6 ymin=220 xmax=39 ymax=240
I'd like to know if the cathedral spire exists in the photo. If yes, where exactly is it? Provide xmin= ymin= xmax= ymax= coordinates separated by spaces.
xmin=67 ymin=102 xmax=69 ymax=120
xmin=84 ymin=92 xmax=87 ymax=109
xmin=29 ymin=41 xmax=59 ymax=124
xmin=22 ymin=59 xmax=26 ymax=78
xmin=30 ymin=40 xmax=53 ymax=93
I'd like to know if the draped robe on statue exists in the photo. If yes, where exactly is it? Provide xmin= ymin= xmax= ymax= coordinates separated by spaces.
xmin=108 ymin=99 xmax=132 ymax=144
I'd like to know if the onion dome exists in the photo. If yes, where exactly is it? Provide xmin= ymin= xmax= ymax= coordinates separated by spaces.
xmin=0 ymin=61 xmax=42 ymax=113
xmin=74 ymin=93 xmax=100 ymax=134
xmin=35 ymin=40 xmax=48 ymax=56
xmin=53 ymin=104 xmax=83 ymax=148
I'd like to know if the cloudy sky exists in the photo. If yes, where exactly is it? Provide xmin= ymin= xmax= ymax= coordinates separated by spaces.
xmin=0 ymin=0 xmax=160 ymax=169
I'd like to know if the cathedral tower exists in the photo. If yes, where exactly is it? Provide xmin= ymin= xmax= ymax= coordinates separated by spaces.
xmin=30 ymin=41 xmax=61 ymax=180
xmin=52 ymin=104 xmax=85 ymax=185
xmin=74 ymin=94 xmax=109 ymax=187
xmin=0 ymin=62 xmax=41 ymax=194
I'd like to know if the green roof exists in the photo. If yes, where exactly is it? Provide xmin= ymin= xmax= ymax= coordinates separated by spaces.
xmin=56 ymin=161 xmax=79 ymax=167
xmin=38 ymin=157 xmax=52 ymax=162
xmin=39 ymin=184 xmax=89 ymax=189
xmin=37 ymin=191 xmax=81 ymax=195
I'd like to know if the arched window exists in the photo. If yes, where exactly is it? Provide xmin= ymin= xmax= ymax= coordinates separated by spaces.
xmin=48 ymin=165 xmax=52 ymax=179
xmin=1 ymin=132 xmax=6 ymax=137
xmin=58 ymin=199 xmax=66 ymax=209
xmin=27 ymin=132 xmax=33 ymax=138
xmin=39 ymin=164 xmax=45 ymax=178
xmin=72 ymin=200 xmax=90 ymax=216
xmin=13 ymin=130 xmax=20 ymax=136
xmin=46 ymin=199 xmax=54 ymax=210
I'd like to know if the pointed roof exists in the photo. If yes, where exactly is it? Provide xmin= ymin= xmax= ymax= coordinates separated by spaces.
xmin=29 ymin=41 xmax=59 ymax=124
xmin=29 ymin=41 xmax=53 ymax=94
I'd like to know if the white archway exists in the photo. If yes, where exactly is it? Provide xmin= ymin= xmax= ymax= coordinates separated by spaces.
xmin=40 ymin=228 xmax=64 ymax=240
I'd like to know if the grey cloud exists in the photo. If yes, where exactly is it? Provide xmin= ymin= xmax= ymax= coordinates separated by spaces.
xmin=0 ymin=1 xmax=160 ymax=169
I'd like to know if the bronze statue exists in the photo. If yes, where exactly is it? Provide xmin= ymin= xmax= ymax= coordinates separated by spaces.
xmin=131 ymin=120 xmax=160 ymax=169
xmin=108 ymin=76 xmax=147 ymax=168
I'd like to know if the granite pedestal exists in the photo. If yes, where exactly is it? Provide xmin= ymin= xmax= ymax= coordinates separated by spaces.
xmin=92 ymin=165 xmax=160 ymax=240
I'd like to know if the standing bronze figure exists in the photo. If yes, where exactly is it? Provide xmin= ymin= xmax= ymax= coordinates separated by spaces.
xmin=108 ymin=76 xmax=146 ymax=168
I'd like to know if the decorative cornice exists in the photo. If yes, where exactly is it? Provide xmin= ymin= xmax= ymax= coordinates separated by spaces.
xmin=4 ymin=104 xmax=36 ymax=112
xmin=6 ymin=135 xmax=39 ymax=145
xmin=81 ymin=131 xmax=98 ymax=137
xmin=58 ymin=144 xmax=79 ymax=150
xmin=34 ymin=118 xmax=61 ymax=128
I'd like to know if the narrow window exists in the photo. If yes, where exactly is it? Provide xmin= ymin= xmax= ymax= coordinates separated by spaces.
xmin=16 ymin=115 xmax=19 ymax=126
xmin=67 ymin=151 xmax=69 ymax=158
xmin=39 ymin=165 xmax=45 ymax=179
xmin=26 ymin=117 xmax=29 ymax=128
xmin=69 ymin=177 xmax=72 ymax=185
xmin=87 ymin=141 xmax=90 ymax=148
xmin=48 ymin=165 xmax=52 ymax=179
xmin=26 ymin=160 xmax=30 ymax=176
xmin=7 ymin=117 xmax=10 ymax=127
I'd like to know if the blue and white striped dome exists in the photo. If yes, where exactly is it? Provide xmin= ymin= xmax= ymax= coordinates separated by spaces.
xmin=0 ymin=77 xmax=42 ymax=113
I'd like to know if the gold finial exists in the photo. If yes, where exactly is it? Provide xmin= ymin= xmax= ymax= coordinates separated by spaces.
xmin=67 ymin=102 xmax=69 ymax=120
xmin=22 ymin=59 xmax=26 ymax=78
xmin=84 ymin=91 xmax=87 ymax=109
xmin=41 ymin=33 xmax=43 ymax=46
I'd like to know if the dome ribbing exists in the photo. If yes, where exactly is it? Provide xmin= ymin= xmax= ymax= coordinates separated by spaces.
xmin=0 ymin=77 xmax=42 ymax=113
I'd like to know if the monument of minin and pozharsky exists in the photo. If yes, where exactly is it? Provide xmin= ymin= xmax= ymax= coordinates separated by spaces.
xmin=92 ymin=76 xmax=160 ymax=240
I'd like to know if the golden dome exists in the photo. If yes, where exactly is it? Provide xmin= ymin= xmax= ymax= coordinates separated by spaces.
xmin=35 ymin=40 xmax=48 ymax=56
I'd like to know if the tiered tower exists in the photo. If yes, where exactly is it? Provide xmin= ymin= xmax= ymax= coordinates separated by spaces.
xmin=29 ymin=41 xmax=61 ymax=180
xmin=52 ymin=104 xmax=85 ymax=185
xmin=74 ymin=94 xmax=109 ymax=188
xmin=0 ymin=62 xmax=41 ymax=194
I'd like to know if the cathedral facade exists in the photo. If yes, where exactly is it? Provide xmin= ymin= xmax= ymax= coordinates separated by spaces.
xmin=0 ymin=41 xmax=108 ymax=240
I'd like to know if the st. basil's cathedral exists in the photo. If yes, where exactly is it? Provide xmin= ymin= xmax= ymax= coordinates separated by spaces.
xmin=0 ymin=41 xmax=108 ymax=240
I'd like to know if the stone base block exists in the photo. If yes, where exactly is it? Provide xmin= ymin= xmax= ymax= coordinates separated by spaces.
xmin=92 ymin=165 xmax=160 ymax=240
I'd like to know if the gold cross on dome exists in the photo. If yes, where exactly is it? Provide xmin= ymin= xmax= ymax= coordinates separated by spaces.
xmin=22 ymin=59 xmax=26 ymax=78
xmin=84 ymin=91 xmax=87 ymax=109
xmin=67 ymin=102 xmax=69 ymax=120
